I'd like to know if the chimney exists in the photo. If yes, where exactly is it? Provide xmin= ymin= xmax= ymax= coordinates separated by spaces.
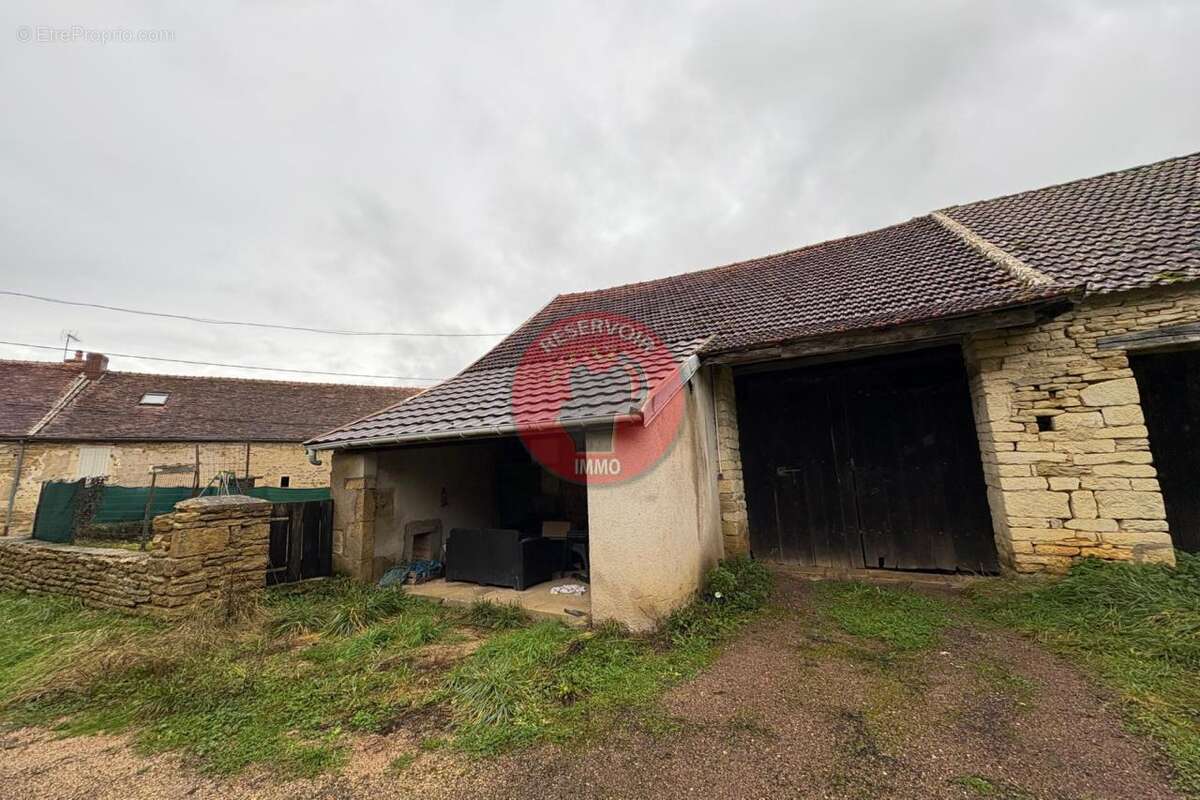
xmin=82 ymin=352 xmax=108 ymax=380
xmin=64 ymin=350 xmax=84 ymax=364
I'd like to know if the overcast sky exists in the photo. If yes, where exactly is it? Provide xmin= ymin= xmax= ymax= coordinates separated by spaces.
xmin=1 ymin=1 xmax=1198 ymax=387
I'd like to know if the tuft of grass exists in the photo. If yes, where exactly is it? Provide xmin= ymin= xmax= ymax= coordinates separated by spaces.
xmin=388 ymin=753 xmax=417 ymax=773
xmin=457 ymin=600 xmax=531 ymax=631
xmin=664 ymin=556 xmax=772 ymax=644
xmin=267 ymin=579 xmax=415 ymax=637
xmin=815 ymin=581 xmax=955 ymax=651
xmin=950 ymin=774 xmax=1034 ymax=799
xmin=971 ymin=552 xmax=1200 ymax=795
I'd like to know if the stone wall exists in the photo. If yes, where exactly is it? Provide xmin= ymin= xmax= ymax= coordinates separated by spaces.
xmin=0 ymin=495 xmax=271 ymax=619
xmin=713 ymin=366 xmax=750 ymax=555
xmin=964 ymin=286 xmax=1197 ymax=573
xmin=330 ymin=450 xmax=378 ymax=580
xmin=0 ymin=538 xmax=155 ymax=610
xmin=1 ymin=440 xmax=329 ymax=536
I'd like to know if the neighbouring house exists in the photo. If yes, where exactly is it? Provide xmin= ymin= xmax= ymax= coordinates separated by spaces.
xmin=306 ymin=152 xmax=1200 ymax=631
xmin=0 ymin=352 xmax=417 ymax=535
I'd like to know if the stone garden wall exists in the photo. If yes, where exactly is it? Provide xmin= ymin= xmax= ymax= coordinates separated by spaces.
xmin=964 ymin=286 xmax=1199 ymax=573
xmin=0 ymin=495 xmax=271 ymax=619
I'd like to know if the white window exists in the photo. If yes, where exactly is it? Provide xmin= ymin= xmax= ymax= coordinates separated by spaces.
xmin=77 ymin=446 xmax=112 ymax=479
xmin=139 ymin=392 xmax=169 ymax=406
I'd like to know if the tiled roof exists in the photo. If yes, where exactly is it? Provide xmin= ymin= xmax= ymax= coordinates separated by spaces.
xmin=471 ymin=216 xmax=1061 ymax=369
xmin=0 ymin=360 xmax=85 ymax=438
xmin=940 ymin=152 xmax=1200 ymax=293
xmin=0 ymin=359 xmax=418 ymax=442
xmin=308 ymin=338 xmax=707 ymax=447
xmin=311 ymin=151 xmax=1198 ymax=450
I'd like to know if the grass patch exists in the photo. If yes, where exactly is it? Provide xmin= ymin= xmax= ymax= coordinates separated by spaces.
xmin=441 ymin=557 xmax=773 ymax=755
xmin=0 ymin=557 xmax=772 ymax=774
xmin=971 ymin=552 xmax=1200 ymax=795
xmin=388 ymin=753 xmax=417 ymax=773
xmin=814 ymin=581 xmax=956 ymax=651
xmin=950 ymin=774 xmax=1034 ymax=799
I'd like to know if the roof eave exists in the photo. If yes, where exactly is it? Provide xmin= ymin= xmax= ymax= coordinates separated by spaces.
xmin=306 ymin=411 xmax=645 ymax=453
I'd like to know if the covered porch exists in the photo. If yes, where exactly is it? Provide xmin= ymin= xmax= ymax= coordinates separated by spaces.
xmin=321 ymin=363 xmax=725 ymax=632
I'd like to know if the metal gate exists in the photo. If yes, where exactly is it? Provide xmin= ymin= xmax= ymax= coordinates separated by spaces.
xmin=1131 ymin=349 xmax=1200 ymax=553
xmin=266 ymin=499 xmax=334 ymax=585
xmin=736 ymin=345 xmax=998 ymax=573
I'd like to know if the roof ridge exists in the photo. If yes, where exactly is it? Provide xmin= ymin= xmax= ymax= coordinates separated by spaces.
xmin=26 ymin=373 xmax=90 ymax=437
xmin=937 ymin=150 xmax=1200 ymax=214
xmin=930 ymin=211 xmax=1055 ymax=289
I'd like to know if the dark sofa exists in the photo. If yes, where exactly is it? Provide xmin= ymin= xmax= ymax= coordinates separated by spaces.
xmin=444 ymin=528 xmax=560 ymax=591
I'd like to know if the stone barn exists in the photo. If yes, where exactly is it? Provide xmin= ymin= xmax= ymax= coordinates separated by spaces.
xmin=308 ymin=151 xmax=1198 ymax=630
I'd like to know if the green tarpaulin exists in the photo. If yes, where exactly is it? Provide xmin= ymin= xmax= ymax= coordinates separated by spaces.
xmin=92 ymin=486 xmax=195 ymax=523
xmin=30 ymin=482 xmax=334 ymax=541
xmin=31 ymin=481 xmax=79 ymax=543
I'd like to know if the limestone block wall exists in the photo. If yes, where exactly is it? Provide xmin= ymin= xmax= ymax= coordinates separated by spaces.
xmin=145 ymin=495 xmax=272 ymax=618
xmin=965 ymin=286 xmax=1198 ymax=573
xmin=0 ymin=495 xmax=271 ymax=619
xmin=0 ymin=442 xmax=73 ymax=535
xmin=1 ymin=440 xmax=330 ymax=536
xmin=330 ymin=450 xmax=378 ymax=581
xmin=713 ymin=367 xmax=749 ymax=555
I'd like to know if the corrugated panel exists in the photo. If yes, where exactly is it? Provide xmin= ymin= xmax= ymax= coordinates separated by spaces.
xmin=76 ymin=446 xmax=112 ymax=478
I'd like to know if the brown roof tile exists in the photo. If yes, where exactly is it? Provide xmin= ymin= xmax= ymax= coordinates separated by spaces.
xmin=0 ymin=359 xmax=418 ymax=442
xmin=941 ymin=152 xmax=1200 ymax=293
xmin=0 ymin=360 xmax=85 ymax=438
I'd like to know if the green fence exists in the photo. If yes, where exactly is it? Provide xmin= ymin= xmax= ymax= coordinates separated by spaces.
xmin=31 ymin=482 xmax=332 ymax=544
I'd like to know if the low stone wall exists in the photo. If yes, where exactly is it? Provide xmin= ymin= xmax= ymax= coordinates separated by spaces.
xmin=0 ymin=538 xmax=154 ymax=610
xmin=0 ymin=495 xmax=271 ymax=619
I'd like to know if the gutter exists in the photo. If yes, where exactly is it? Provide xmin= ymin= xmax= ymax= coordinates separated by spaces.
xmin=3 ymin=439 xmax=26 ymax=536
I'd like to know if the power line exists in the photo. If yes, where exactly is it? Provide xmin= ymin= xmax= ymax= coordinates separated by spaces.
xmin=0 ymin=340 xmax=444 ymax=382
xmin=0 ymin=289 xmax=509 ymax=338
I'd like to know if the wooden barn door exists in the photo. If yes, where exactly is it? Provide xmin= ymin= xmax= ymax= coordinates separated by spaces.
xmin=737 ymin=346 xmax=998 ymax=573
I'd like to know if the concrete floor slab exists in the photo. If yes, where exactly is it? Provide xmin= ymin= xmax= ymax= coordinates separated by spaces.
xmin=405 ymin=576 xmax=591 ymax=627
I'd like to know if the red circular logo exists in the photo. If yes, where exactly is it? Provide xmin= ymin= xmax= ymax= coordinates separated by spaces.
xmin=511 ymin=312 xmax=687 ymax=485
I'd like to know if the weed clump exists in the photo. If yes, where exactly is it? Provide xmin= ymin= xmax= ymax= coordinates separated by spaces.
xmin=665 ymin=556 xmax=773 ymax=643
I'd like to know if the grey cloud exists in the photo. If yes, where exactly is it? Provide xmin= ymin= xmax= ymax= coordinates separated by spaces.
xmin=1 ymin=0 xmax=1197 ymax=387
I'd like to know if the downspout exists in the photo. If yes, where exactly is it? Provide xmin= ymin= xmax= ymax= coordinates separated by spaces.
xmin=4 ymin=440 xmax=27 ymax=536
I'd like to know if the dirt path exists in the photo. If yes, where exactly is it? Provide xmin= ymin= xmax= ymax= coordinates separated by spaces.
xmin=0 ymin=574 xmax=1182 ymax=800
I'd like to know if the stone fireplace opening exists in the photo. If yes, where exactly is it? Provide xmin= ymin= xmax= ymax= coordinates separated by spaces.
xmin=404 ymin=519 xmax=443 ymax=563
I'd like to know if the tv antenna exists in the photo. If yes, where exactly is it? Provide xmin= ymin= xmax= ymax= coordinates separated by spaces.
xmin=60 ymin=330 xmax=80 ymax=360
